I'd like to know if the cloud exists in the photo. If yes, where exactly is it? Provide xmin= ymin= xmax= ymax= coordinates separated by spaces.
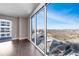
xmin=47 ymin=10 xmax=79 ymax=29
xmin=47 ymin=11 xmax=79 ymax=25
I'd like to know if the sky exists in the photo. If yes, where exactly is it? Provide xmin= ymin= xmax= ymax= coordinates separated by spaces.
xmin=32 ymin=3 xmax=79 ymax=29
xmin=47 ymin=3 xmax=79 ymax=29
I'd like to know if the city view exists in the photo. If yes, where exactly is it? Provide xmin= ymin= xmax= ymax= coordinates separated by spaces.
xmin=32 ymin=3 xmax=79 ymax=56
xmin=47 ymin=3 xmax=79 ymax=56
xmin=47 ymin=29 xmax=79 ymax=56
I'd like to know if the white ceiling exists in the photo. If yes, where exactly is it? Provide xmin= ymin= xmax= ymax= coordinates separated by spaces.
xmin=0 ymin=3 xmax=39 ymax=17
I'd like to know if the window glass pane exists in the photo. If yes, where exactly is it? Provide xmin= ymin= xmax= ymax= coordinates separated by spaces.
xmin=1 ymin=34 xmax=5 ymax=36
xmin=31 ymin=15 xmax=36 ymax=43
xmin=1 ymin=21 xmax=6 ymax=26
xmin=6 ymin=28 xmax=10 ymax=32
xmin=7 ymin=34 xmax=10 ymax=36
xmin=7 ymin=22 xmax=10 ymax=26
xmin=47 ymin=3 xmax=79 ymax=56
xmin=1 ymin=28 xmax=5 ymax=32
xmin=0 ymin=34 xmax=1 ymax=39
xmin=36 ymin=7 xmax=45 ymax=52
xmin=0 ymin=20 xmax=12 ymax=40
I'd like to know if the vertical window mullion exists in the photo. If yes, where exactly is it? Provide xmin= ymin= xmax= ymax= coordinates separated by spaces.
xmin=30 ymin=18 xmax=32 ymax=41
xmin=44 ymin=4 xmax=47 ymax=54
xmin=35 ymin=14 xmax=37 ymax=45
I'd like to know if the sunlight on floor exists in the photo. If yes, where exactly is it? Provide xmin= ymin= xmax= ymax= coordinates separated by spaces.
xmin=0 ymin=41 xmax=13 ymax=55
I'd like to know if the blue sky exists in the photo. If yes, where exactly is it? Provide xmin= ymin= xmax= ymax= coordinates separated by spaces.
xmin=47 ymin=3 xmax=79 ymax=29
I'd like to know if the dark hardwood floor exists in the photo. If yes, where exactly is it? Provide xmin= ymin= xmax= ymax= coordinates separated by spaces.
xmin=0 ymin=39 xmax=43 ymax=56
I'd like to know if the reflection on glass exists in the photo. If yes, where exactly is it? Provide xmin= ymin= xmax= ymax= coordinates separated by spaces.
xmin=1 ymin=21 xmax=6 ymax=26
xmin=1 ymin=34 xmax=5 ymax=37
xmin=0 ymin=20 xmax=12 ymax=40
xmin=36 ymin=7 xmax=45 ymax=52
xmin=1 ymin=28 xmax=5 ymax=32
xmin=47 ymin=3 xmax=79 ymax=56
xmin=31 ymin=15 xmax=36 ymax=43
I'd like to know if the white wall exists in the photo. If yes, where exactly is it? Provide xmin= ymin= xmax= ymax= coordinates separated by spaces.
xmin=19 ymin=17 xmax=28 ymax=40
xmin=12 ymin=17 xmax=19 ymax=39
xmin=28 ymin=18 xmax=31 ymax=41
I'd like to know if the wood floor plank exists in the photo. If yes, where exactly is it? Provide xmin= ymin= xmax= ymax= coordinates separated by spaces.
xmin=0 ymin=39 xmax=43 ymax=56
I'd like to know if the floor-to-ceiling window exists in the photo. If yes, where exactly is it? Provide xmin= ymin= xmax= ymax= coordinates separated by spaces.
xmin=31 ymin=6 xmax=46 ymax=52
xmin=31 ymin=3 xmax=79 ymax=56
xmin=31 ymin=15 xmax=36 ymax=43
xmin=0 ymin=19 xmax=12 ymax=40
xmin=36 ymin=7 xmax=45 ymax=52
xmin=47 ymin=3 xmax=79 ymax=56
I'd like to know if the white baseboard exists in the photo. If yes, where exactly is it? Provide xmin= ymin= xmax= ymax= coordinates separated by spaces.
xmin=12 ymin=37 xmax=28 ymax=40
xmin=12 ymin=38 xmax=19 ymax=40
xmin=19 ymin=37 xmax=28 ymax=40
